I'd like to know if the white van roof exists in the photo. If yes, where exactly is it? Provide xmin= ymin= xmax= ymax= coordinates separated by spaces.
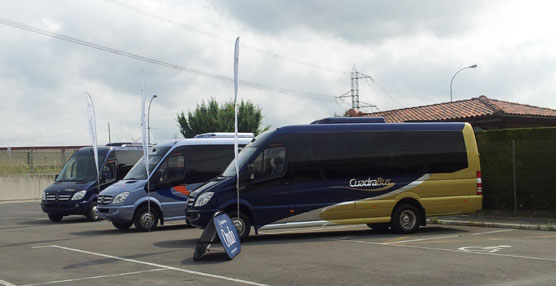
xmin=155 ymin=137 xmax=254 ymax=149
xmin=194 ymin=132 xmax=255 ymax=139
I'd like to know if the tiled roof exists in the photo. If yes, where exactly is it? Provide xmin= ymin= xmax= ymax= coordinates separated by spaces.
xmin=352 ymin=95 xmax=556 ymax=123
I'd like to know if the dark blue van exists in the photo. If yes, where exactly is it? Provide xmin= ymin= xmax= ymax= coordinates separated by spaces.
xmin=41 ymin=144 xmax=142 ymax=222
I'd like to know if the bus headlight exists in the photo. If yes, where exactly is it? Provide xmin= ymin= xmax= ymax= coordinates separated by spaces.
xmin=194 ymin=192 xmax=214 ymax=207
xmin=42 ymin=192 xmax=46 ymax=201
xmin=71 ymin=190 xmax=87 ymax=200
xmin=112 ymin=192 xmax=130 ymax=204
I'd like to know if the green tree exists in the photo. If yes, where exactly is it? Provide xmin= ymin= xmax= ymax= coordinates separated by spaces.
xmin=177 ymin=98 xmax=270 ymax=138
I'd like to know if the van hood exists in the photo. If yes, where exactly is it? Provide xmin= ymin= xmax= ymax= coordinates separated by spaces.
xmin=99 ymin=180 xmax=146 ymax=196
xmin=190 ymin=176 xmax=233 ymax=197
xmin=44 ymin=181 xmax=95 ymax=194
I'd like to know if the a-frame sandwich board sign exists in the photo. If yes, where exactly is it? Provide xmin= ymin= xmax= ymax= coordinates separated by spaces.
xmin=193 ymin=212 xmax=241 ymax=261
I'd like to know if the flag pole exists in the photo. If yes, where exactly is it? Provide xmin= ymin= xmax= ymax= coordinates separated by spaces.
xmin=141 ymin=70 xmax=151 ymax=229
xmin=233 ymin=37 xmax=240 ymax=223
xmin=84 ymin=92 xmax=100 ymax=193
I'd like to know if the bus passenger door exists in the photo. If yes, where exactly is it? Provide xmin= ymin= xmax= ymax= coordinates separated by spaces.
xmin=288 ymin=162 xmax=327 ymax=223
xmin=244 ymin=145 xmax=290 ymax=227
xmin=150 ymin=151 xmax=188 ymax=219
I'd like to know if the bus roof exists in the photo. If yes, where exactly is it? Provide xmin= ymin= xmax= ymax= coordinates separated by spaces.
xmin=310 ymin=117 xmax=385 ymax=124
xmin=275 ymin=122 xmax=467 ymax=135
xmin=194 ymin=132 xmax=254 ymax=138
xmin=155 ymin=137 xmax=254 ymax=149
xmin=77 ymin=145 xmax=142 ymax=152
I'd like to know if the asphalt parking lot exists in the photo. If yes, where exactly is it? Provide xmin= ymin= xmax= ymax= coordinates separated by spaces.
xmin=1 ymin=201 xmax=556 ymax=286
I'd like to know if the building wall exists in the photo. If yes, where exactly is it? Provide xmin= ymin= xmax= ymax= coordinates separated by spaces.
xmin=0 ymin=174 xmax=55 ymax=201
xmin=0 ymin=148 xmax=81 ymax=174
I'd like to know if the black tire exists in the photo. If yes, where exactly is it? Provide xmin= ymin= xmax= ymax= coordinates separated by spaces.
xmin=86 ymin=202 xmax=100 ymax=221
xmin=391 ymin=204 xmax=420 ymax=234
xmin=134 ymin=206 xmax=158 ymax=232
xmin=48 ymin=214 xmax=63 ymax=222
xmin=112 ymin=221 xmax=133 ymax=230
xmin=228 ymin=210 xmax=251 ymax=241
xmin=367 ymin=223 xmax=390 ymax=232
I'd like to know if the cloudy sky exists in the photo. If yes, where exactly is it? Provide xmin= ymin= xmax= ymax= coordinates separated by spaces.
xmin=1 ymin=0 xmax=555 ymax=147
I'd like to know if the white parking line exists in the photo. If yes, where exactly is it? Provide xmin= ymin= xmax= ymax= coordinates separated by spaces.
xmin=20 ymin=269 xmax=166 ymax=286
xmin=32 ymin=245 xmax=268 ymax=286
xmin=331 ymin=238 xmax=556 ymax=262
xmin=0 ymin=278 xmax=16 ymax=286
xmin=259 ymin=225 xmax=359 ymax=235
xmin=471 ymin=229 xmax=514 ymax=236
xmin=384 ymin=234 xmax=460 ymax=244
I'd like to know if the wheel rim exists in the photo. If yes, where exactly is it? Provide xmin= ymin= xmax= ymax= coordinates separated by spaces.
xmin=91 ymin=205 xmax=98 ymax=220
xmin=231 ymin=217 xmax=245 ymax=236
xmin=399 ymin=209 xmax=417 ymax=230
xmin=140 ymin=212 xmax=154 ymax=228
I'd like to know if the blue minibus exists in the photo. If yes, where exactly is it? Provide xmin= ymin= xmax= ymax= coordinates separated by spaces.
xmin=97 ymin=135 xmax=253 ymax=231
xmin=185 ymin=121 xmax=482 ymax=240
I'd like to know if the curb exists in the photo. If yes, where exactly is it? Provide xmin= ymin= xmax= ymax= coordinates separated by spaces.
xmin=429 ymin=218 xmax=556 ymax=232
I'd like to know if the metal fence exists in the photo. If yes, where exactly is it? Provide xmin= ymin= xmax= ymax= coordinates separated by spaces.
xmin=0 ymin=147 xmax=83 ymax=174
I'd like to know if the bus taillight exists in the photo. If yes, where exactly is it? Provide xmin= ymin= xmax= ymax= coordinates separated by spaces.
xmin=476 ymin=171 xmax=483 ymax=195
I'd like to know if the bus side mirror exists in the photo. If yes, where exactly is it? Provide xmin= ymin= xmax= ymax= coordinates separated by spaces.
xmin=247 ymin=164 xmax=254 ymax=182
xmin=152 ymin=170 xmax=161 ymax=183
xmin=55 ymin=174 xmax=59 ymax=180
xmin=144 ymin=172 xmax=158 ymax=191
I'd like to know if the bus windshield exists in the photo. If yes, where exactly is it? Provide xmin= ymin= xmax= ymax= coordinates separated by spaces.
xmin=124 ymin=146 xmax=171 ymax=180
xmin=56 ymin=150 xmax=107 ymax=182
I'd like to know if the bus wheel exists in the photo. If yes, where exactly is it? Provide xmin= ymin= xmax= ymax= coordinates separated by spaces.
xmin=391 ymin=204 xmax=420 ymax=234
xmin=112 ymin=221 xmax=133 ymax=230
xmin=87 ymin=202 xmax=99 ymax=221
xmin=228 ymin=210 xmax=251 ymax=241
xmin=48 ymin=214 xmax=63 ymax=222
xmin=134 ymin=206 xmax=158 ymax=232
xmin=367 ymin=223 xmax=390 ymax=232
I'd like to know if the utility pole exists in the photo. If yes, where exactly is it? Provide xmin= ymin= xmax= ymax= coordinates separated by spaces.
xmin=337 ymin=64 xmax=378 ymax=110
xmin=351 ymin=65 xmax=359 ymax=109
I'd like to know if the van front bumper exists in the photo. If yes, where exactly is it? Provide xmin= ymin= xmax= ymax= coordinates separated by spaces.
xmin=41 ymin=200 xmax=90 ymax=216
xmin=97 ymin=205 xmax=136 ymax=223
xmin=185 ymin=208 xmax=216 ymax=229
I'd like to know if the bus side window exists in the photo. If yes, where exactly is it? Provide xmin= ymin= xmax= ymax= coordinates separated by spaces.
xmin=101 ymin=162 xmax=116 ymax=184
xmin=252 ymin=146 xmax=286 ymax=181
xmin=155 ymin=154 xmax=186 ymax=184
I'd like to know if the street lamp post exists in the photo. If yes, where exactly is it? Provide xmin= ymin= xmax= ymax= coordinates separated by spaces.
xmin=450 ymin=64 xmax=478 ymax=102
xmin=147 ymin=94 xmax=158 ymax=145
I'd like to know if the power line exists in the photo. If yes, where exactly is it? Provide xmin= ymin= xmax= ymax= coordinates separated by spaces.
xmin=363 ymin=78 xmax=406 ymax=109
xmin=0 ymin=17 xmax=336 ymax=102
xmin=104 ymin=0 xmax=348 ymax=75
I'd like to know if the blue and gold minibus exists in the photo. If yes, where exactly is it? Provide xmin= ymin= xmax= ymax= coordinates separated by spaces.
xmin=185 ymin=121 xmax=482 ymax=240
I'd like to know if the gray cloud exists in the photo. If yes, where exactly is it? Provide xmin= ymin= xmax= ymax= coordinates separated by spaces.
xmin=1 ymin=0 xmax=555 ymax=147
xmin=211 ymin=0 xmax=484 ymax=43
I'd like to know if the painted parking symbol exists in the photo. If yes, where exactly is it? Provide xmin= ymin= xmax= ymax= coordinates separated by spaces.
xmin=458 ymin=245 xmax=511 ymax=253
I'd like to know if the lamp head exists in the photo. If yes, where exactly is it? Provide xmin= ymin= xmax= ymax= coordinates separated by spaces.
xmin=469 ymin=64 xmax=478 ymax=68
